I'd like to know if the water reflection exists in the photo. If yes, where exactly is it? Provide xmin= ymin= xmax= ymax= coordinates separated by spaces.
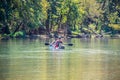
xmin=0 ymin=41 xmax=10 ymax=80
xmin=0 ymin=58 xmax=10 ymax=80
xmin=0 ymin=39 xmax=120 ymax=80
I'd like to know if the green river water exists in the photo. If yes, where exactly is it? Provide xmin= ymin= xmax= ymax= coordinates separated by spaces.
xmin=0 ymin=38 xmax=120 ymax=80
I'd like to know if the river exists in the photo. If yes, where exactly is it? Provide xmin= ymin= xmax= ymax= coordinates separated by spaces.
xmin=0 ymin=38 xmax=120 ymax=80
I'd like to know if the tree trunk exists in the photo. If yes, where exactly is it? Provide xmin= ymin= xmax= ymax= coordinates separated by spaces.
xmin=2 ymin=0 xmax=10 ymax=34
xmin=12 ymin=22 xmax=23 ymax=35
xmin=57 ymin=15 xmax=62 ymax=32
xmin=45 ymin=9 xmax=51 ymax=35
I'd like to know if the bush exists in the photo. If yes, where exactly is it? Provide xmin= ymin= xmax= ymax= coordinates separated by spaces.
xmin=13 ymin=31 xmax=24 ymax=38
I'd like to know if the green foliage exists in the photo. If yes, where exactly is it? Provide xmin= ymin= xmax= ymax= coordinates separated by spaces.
xmin=0 ymin=0 xmax=120 ymax=37
xmin=72 ymin=31 xmax=80 ymax=35
xmin=96 ymin=0 xmax=104 ymax=3
xmin=109 ymin=24 xmax=120 ymax=30
xmin=13 ymin=31 xmax=24 ymax=38
xmin=108 ymin=12 xmax=120 ymax=24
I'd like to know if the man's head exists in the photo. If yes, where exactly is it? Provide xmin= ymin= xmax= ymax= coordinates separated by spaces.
xmin=58 ymin=36 xmax=62 ymax=40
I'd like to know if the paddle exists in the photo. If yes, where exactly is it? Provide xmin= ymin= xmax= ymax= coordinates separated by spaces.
xmin=45 ymin=42 xmax=73 ymax=46
xmin=66 ymin=43 xmax=73 ymax=46
xmin=45 ymin=42 xmax=50 ymax=45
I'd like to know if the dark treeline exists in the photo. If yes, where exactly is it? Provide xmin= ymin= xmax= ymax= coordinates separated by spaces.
xmin=0 ymin=0 xmax=120 ymax=39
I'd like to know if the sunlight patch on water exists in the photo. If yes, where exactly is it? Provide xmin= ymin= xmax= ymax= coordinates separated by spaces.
xmin=21 ymin=50 xmax=72 ymax=53
xmin=1 ymin=49 xmax=119 ymax=59
xmin=0 ymin=55 xmax=41 ymax=59
xmin=21 ymin=48 xmax=119 ymax=55
xmin=69 ymin=48 xmax=119 ymax=55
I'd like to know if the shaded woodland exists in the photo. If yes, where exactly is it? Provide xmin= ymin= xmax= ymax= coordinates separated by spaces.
xmin=0 ymin=0 xmax=120 ymax=39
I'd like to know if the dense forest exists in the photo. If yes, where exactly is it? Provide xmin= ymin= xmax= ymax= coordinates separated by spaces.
xmin=0 ymin=0 xmax=120 ymax=39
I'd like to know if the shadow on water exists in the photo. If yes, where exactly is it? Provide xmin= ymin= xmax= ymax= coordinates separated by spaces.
xmin=0 ymin=41 xmax=10 ymax=80
xmin=0 ymin=58 xmax=10 ymax=80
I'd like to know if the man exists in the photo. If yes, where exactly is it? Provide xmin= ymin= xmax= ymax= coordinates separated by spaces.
xmin=50 ymin=36 xmax=63 ymax=49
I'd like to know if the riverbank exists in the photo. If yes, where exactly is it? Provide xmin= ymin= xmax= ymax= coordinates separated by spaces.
xmin=1 ymin=34 xmax=120 ymax=41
